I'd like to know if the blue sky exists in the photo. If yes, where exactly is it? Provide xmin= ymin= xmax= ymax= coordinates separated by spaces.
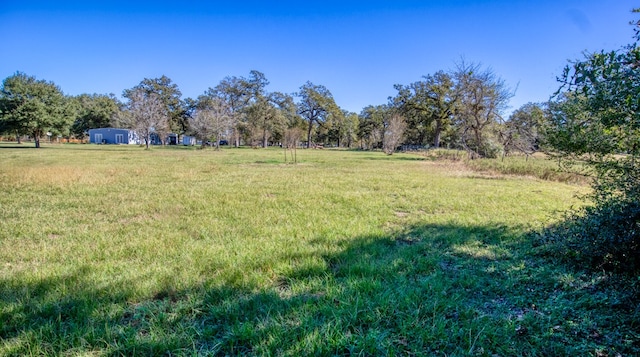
xmin=1 ymin=1 xmax=637 ymax=115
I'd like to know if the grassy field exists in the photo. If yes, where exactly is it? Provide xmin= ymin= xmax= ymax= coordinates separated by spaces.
xmin=0 ymin=144 xmax=637 ymax=356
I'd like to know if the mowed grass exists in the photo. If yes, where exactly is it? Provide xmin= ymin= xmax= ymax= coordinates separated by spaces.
xmin=0 ymin=144 xmax=637 ymax=356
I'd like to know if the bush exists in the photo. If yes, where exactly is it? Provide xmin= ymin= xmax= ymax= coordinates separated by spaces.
xmin=537 ymin=196 xmax=640 ymax=274
xmin=539 ymin=11 xmax=640 ymax=276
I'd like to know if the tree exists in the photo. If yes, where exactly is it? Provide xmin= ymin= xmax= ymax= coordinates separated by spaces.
xmin=382 ymin=113 xmax=407 ymax=155
xmin=0 ymin=72 xmax=70 ymax=148
xmin=296 ymin=81 xmax=340 ymax=148
xmin=392 ymin=71 xmax=457 ymax=148
xmin=118 ymin=87 xmax=169 ymax=149
xmin=453 ymin=61 xmax=513 ymax=158
xmin=499 ymin=102 xmax=546 ymax=159
xmin=271 ymin=91 xmax=303 ymax=135
xmin=124 ymin=75 xmax=187 ymax=141
xmin=245 ymin=94 xmax=285 ymax=148
xmin=358 ymin=105 xmax=388 ymax=150
xmin=208 ymin=70 xmax=268 ymax=147
xmin=541 ymin=9 xmax=640 ymax=273
xmin=190 ymin=96 xmax=232 ymax=149
xmin=69 ymin=93 xmax=120 ymax=140
xmin=322 ymin=109 xmax=347 ymax=147
xmin=334 ymin=111 xmax=359 ymax=148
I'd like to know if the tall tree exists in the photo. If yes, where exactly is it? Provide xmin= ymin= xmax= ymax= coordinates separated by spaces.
xmin=271 ymin=91 xmax=302 ymax=131
xmin=323 ymin=109 xmax=347 ymax=147
xmin=124 ymin=75 xmax=187 ymax=139
xmin=358 ymin=105 xmax=388 ymax=150
xmin=69 ymin=93 xmax=120 ymax=140
xmin=329 ymin=110 xmax=359 ymax=148
xmin=245 ymin=94 xmax=285 ymax=148
xmin=0 ymin=72 xmax=69 ymax=148
xmin=392 ymin=71 xmax=457 ymax=148
xmin=453 ymin=61 xmax=513 ymax=158
xmin=296 ymin=81 xmax=340 ymax=148
xmin=118 ymin=87 xmax=169 ymax=149
xmin=208 ymin=70 xmax=269 ymax=147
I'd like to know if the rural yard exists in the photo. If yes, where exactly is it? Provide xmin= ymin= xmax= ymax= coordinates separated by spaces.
xmin=2 ymin=145 xmax=636 ymax=355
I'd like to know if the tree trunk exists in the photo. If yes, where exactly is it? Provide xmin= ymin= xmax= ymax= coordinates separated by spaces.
xmin=33 ymin=130 xmax=41 ymax=148
xmin=433 ymin=119 xmax=442 ymax=148
xmin=230 ymin=127 xmax=238 ymax=147
xmin=306 ymin=120 xmax=313 ymax=148
xmin=263 ymin=128 xmax=268 ymax=148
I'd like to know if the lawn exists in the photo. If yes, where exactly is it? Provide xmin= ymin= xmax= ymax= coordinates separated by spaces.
xmin=0 ymin=144 xmax=637 ymax=356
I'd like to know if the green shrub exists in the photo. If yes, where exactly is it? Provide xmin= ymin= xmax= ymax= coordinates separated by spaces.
xmin=537 ymin=196 xmax=640 ymax=274
xmin=539 ymin=12 xmax=640 ymax=276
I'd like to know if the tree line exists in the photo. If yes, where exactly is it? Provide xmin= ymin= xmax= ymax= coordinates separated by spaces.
xmin=0 ymin=63 xmax=549 ymax=156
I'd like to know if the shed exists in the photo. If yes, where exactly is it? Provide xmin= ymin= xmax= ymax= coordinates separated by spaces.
xmin=88 ymin=128 xmax=140 ymax=145
xmin=182 ymin=135 xmax=197 ymax=146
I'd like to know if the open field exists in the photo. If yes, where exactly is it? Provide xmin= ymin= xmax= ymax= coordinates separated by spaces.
xmin=1 ymin=144 xmax=638 ymax=356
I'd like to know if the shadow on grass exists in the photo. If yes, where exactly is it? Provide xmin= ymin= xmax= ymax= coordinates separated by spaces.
xmin=362 ymin=155 xmax=426 ymax=161
xmin=1 ymin=223 xmax=638 ymax=356
xmin=0 ymin=145 xmax=41 ymax=149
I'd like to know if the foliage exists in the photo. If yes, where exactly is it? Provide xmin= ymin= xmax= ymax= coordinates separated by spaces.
xmin=538 ymin=197 xmax=640 ymax=273
xmin=500 ymin=102 xmax=547 ymax=158
xmin=392 ymin=71 xmax=457 ymax=148
xmin=245 ymin=94 xmax=283 ymax=147
xmin=69 ymin=93 xmax=120 ymax=139
xmin=357 ymin=105 xmax=388 ymax=150
xmin=207 ymin=70 xmax=269 ymax=147
xmin=337 ymin=111 xmax=360 ymax=148
xmin=541 ymin=9 xmax=640 ymax=274
xmin=0 ymin=72 xmax=70 ymax=147
xmin=296 ymin=81 xmax=341 ymax=148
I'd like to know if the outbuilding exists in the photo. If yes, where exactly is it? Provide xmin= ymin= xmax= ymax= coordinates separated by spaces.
xmin=182 ymin=135 xmax=197 ymax=146
xmin=88 ymin=128 xmax=140 ymax=145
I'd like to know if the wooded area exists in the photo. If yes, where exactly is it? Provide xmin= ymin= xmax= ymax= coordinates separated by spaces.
xmin=0 ymin=64 xmax=543 ymax=158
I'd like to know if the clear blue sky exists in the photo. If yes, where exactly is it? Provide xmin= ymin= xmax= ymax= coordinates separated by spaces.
xmin=1 ymin=1 xmax=637 ymax=115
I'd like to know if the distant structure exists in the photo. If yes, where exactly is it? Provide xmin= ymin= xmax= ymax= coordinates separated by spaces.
xmin=88 ymin=128 xmax=196 ymax=145
xmin=89 ymin=128 xmax=140 ymax=145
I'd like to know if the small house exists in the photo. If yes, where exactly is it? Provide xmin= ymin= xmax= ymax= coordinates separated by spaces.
xmin=89 ymin=128 xmax=140 ymax=145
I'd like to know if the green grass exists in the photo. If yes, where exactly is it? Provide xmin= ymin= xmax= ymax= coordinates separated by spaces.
xmin=1 ymin=143 xmax=637 ymax=356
